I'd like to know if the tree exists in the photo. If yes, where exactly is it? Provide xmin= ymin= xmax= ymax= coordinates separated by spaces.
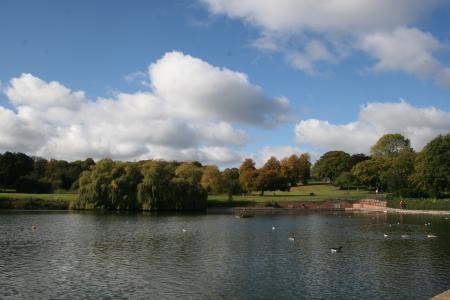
xmin=239 ymin=158 xmax=258 ymax=193
xmin=255 ymin=156 xmax=289 ymax=196
xmin=348 ymin=153 xmax=370 ymax=169
xmin=411 ymin=133 xmax=450 ymax=198
xmin=371 ymin=134 xmax=411 ymax=157
xmin=221 ymin=168 xmax=242 ymax=201
xmin=381 ymin=148 xmax=416 ymax=192
xmin=200 ymin=165 xmax=223 ymax=194
xmin=334 ymin=171 xmax=357 ymax=190
xmin=0 ymin=152 xmax=34 ymax=189
xmin=312 ymin=151 xmax=351 ymax=183
xmin=298 ymin=153 xmax=312 ymax=185
xmin=351 ymin=157 xmax=387 ymax=189
xmin=280 ymin=155 xmax=300 ymax=187
xmin=175 ymin=162 xmax=203 ymax=185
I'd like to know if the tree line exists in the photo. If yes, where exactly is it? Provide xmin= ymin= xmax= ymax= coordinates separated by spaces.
xmin=0 ymin=132 xmax=448 ymax=209
xmin=0 ymin=152 xmax=95 ymax=193
xmin=313 ymin=133 xmax=450 ymax=198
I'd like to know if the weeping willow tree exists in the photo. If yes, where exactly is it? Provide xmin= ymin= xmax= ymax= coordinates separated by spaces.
xmin=70 ymin=159 xmax=207 ymax=211
xmin=138 ymin=161 xmax=207 ymax=211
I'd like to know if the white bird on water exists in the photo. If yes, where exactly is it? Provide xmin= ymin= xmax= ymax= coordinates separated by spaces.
xmin=182 ymin=229 xmax=187 ymax=233
xmin=330 ymin=246 xmax=342 ymax=253
xmin=427 ymin=234 xmax=437 ymax=238
xmin=383 ymin=234 xmax=389 ymax=237
xmin=288 ymin=234 xmax=295 ymax=241
xmin=272 ymin=226 xmax=275 ymax=230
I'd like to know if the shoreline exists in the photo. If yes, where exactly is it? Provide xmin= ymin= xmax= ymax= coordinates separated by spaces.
xmin=2 ymin=197 xmax=450 ymax=216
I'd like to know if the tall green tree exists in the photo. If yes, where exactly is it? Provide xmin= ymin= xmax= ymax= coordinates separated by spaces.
xmin=221 ymin=168 xmax=242 ymax=201
xmin=298 ymin=153 xmax=312 ymax=185
xmin=411 ymin=133 xmax=450 ymax=198
xmin=371 ymin=134 xmax=411 ymax=157
xmin=312 ymin=151 xmax=351 ymax=183
xmin=0 ymin=152 xmax=34 ymax=188
xmin=351 ymin=157 xmax=387 ymax=189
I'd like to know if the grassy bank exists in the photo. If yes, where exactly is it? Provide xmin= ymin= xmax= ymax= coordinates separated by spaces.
xmin=0 ymin=193 xmax=75 ymax=209
xmin=208 ymin=183 xmax=377 ymax=207
xmin=387 ymin=198 xmax=450 ymax=211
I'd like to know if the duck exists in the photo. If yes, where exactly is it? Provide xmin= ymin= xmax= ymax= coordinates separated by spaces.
xmin=383 ymin=234 xmax=389 ymax=237
xmin=401 ymin=234 xmax=409 ymax=238
xmin=272 ymin=226 xmax=275 ymax=230
xmin=427 ymin=234 xmax=437 ymax=238
xmin=182 ymin=228 xmax=187 ymax=233
xmin=330 ymin=246 xmax=342 ymax=253
xmin=288 ymin=234 xmax=295 ymax=241
xmin=425 ymin=222 xmax=431 ymax=226
xmin=31 ymin=224 xmax=37 ymax=230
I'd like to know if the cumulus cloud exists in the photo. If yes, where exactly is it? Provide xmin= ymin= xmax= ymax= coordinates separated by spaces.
xmin=0 ymin=51 xmax=288 ymax=165
xmin=359 ymin=27 xmax=450 ymax=85
xmin=201 ymin=0 xmax=450 ymax=84
xmin=202 ymin=0 xmax=432 ymax=33
xmin=295 ymin=100 xmax=450 ymax=154
xmin=150 ymin=51 xmax=288 ymax=125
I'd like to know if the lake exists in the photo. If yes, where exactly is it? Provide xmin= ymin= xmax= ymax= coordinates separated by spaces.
xmin=0 ymin=211 xmax=449 ymax=299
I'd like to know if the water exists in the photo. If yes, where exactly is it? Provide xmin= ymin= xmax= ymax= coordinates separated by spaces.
xmin=1 ymin=211 xmax=450 ymax=299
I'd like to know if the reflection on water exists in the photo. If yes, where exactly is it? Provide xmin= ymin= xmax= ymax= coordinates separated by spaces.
xmin=0 ymin=211 xmax=449 ymax=299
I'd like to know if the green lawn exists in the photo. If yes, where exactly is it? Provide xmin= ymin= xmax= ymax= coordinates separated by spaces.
xmin=387 ymin=198 xmax=450 ymax=210
xmin=208 ymin=183 xmax=378 ymax=206
xmin=0 ymin=192 xmax=76 ymax=209
xmin=0 ymin=193 xmax=76 ymax=202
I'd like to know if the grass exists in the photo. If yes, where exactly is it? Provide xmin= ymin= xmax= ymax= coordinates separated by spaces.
xmin=0 ymin=193 xmax=76 ymax=201
xmin=208 ymin=183 xmax=377 ymax=207
xmin=387 ymin=198 xmax=450 ymax=211
xmin=0 ymin=192 xmax=76 ymax=209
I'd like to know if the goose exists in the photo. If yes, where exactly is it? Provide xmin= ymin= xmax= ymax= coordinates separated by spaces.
xmin=427 ymin=234 xmax=437 ymax=238
xmin=288 ymin=234 xmax=295 ymax=241
xmin=31 ymin=224 xmax=37 ymax=230
xmin=330 ymin=246 xmax=342 ymax=253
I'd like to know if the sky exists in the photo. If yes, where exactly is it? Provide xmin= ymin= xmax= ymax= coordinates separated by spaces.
xmin=1 ymin=0 xmax=450 ymax=167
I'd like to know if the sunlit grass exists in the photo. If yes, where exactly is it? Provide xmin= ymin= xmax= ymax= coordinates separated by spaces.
xmin=208 ymin=183 xmax=377 ymax=205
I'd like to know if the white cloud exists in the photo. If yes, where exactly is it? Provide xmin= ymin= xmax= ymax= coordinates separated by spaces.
xmin=202 ymin=0 xmax=432 ymax=33
xmin=295 ymin=100 xmax=450 ymax=154
xmin=123 ymin=70 xmax=149 ymax=87
xmin=150 ymin=51 xmax=288 ymax=125
xmin=0 ymin=51 xmax=288 ymax=165
xmin=201 ymin=0 xmax=450 ymax=84
xmin=286 ymin=40 xmax=337 ymax=75
xmin=359 ymin=27 xmax=450 ymax=85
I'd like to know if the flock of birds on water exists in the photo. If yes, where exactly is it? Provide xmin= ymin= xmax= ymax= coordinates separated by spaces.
xmin=30 ymin=216 xmax=443 ymax=254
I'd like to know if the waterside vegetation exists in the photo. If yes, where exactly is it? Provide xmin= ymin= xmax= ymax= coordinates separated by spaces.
xmin=0 ymin=132 xmax=449 ymax=211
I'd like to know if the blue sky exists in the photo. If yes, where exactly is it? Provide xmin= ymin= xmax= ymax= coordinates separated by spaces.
xmin=1 ymin=0 xmax=450 ymax=166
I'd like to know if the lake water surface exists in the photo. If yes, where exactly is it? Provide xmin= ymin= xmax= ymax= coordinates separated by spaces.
xmin=1 ymin=211 xmax=449 ymax=299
